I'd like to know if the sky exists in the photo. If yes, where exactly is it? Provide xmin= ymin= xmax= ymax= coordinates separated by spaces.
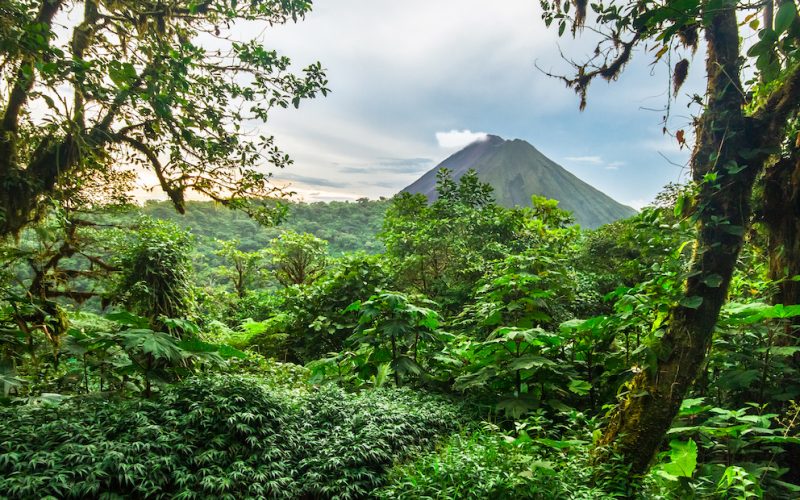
xmin=238 ymin=0 xmax=705 ymax=210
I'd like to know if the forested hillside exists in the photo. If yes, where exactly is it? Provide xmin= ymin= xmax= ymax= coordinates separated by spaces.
xmin=3 ymin=0 xmax=800 ymax=498
xmin=140 ymin=198 xmax=388 ymax=255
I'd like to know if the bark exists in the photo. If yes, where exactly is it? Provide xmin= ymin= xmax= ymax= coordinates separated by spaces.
xmin=763 ymin=150 xmax=800 ymax=483
xmin=764 ymin=153 xmax=800 ymax=309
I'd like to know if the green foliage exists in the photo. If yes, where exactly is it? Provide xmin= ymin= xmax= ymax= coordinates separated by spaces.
xmin=267 ymin=230 xmax=329 ymax=287
xmin=453 ymin=327 xmax=572 ymax=419
xmin=213 ymin=239 xmax=267 ymax=298
xmin=0 ymin=375 xmax=463 ymax=498
xmin=378 ymin=419 xmax=624 ymax=499
xmin=239 ymin=252 xmax=392 ymax=362
xmin=61 ymin=311 xmax=238 ymax=397
xmin=381 ymin=169 xmax=535 ymax=310
xmin=336 ymin=291 xmax=442 ymax=387
xmin=112 ymin=218 xmax=195 ymax=327
xmin=141 ymin=198 xmax=388 ymax=260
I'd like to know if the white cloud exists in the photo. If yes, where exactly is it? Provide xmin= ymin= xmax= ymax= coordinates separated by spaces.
xmin=564 ymin=156 xmax=624 ymax=170
xmin=564 ymin=155 xmax=603 ymax=164
xmin=435 ymin=130 xmax=489 ymax=149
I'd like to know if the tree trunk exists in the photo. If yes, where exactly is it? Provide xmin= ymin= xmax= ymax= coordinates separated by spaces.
xmin=596 ymin=7 xmax=757 ymax=476
xmin=764 ymin=153 xmax=800 ymax=309
xmin=762 ymin=149 xmax=800 ymax=482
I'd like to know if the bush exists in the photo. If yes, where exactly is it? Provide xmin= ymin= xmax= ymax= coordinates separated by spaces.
xmin=0 ymin=374 xmax=464 ymax=499
xmin=377 ymin=424 xmax=628 ymax=500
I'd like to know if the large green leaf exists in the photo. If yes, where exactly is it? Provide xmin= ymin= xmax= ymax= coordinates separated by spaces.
xmin=507 ymin=355 xmax=556 ymax=371
xmin=775 ymin=1 xmax=798 ymax=33
xmin=658 ymin=439 xmax=698 ymax=480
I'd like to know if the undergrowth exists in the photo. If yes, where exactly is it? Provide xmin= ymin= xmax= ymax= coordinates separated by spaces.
xmin=0 ymin=374 xmax=464 ymax=499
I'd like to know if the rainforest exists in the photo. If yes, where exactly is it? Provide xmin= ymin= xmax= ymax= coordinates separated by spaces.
xmin=2 ymin=0 xmax=800 ymax=498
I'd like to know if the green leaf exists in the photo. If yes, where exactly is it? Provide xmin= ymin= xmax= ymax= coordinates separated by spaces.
xmin=106 ymin=311 xmax=150 ymax=328
xmin=508 ymin=355 xmax=556 ymax=371
xmin=497 ymin=397 xmax=536 ymax=418
xmin=392 ymin=356 xmax=423 ymax=376
xmin=775 ymin=1 xmax=798 ymax=33
xmin=535 ymin=438 xmax=587 ymax=449
xmin=660 ymin=439 xmax=698 ymax=478
xmin=769 ymin=346 xmax=800 ymax=357
xmin=108 ymin=62 xmax=137 ymax=88
xmin=568 ymin=379 xmax=592 ymax=395
xmin=702 ymin=274 xmax=723 ymax=288
xmin=680 ymin=296 xmax=704 ymax=309
xmin=770 ymin=304 xmax=800 ymax=319
xmin=674 ymin=194 xmax=685 ymax=218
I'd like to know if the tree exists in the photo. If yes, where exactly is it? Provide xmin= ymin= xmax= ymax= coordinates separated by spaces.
xmin=541 ymin=0 xmax=800 ymax=477
xmin=347 ymin=291 xmax=440 ymax=387
xmin=214 ymin=239 xmax=265 ymax=298
xmin=267 ymin=230 xmax=328 ymax=287
xmin=0 ymin=0 xmax=328 ymax=236
xmin=762 ymin=132 xmax=800 ymax=311
xmin=381 ymin=169 xmax=533 ymax=310
xmin=112 ymin=217 xmax=195 ymax=329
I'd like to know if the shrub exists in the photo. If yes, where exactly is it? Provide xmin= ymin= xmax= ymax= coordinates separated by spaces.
xmin=0 ymin=374 xmax=464 ymax=499
xmin=376 ymin=426 xmax=619 ymax=500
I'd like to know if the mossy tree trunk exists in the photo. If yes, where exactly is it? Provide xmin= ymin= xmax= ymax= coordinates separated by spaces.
xmin=597 ymin=5 xmax=800 ymax=477
xmin=764 ymin=152 xmax=800 ymax=310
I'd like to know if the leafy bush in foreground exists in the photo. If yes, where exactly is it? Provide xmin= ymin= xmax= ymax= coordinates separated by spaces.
xmin=0 ymin=375 xmax=464 ymax=499
xmin=376 ymin=425 xmax=619 ymax=500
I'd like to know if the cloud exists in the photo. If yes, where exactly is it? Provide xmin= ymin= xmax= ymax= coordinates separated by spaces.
xmin=435 ymin=130 xmax=489 ymax=149
xmin=369 ymin=180 xmax=405 ymax=189
xmin=338 ymin=157 xmax=433 ymax=174
xmin=564 ymin=155 xmax=603 ymax=164
xmin=564 ymin=156 xmax=624 ymax=170
xmin=376 ymin=157 xmax=433 ymax=172
xmin=274 ymin=173 xmax=350 ymax=189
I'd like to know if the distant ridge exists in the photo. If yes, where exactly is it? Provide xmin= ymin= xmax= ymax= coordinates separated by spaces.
xmin=400 ymin=135 xmax=637 ymax=228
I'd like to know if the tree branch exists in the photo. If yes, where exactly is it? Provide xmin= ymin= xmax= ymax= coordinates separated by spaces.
xmin=116 ymin=134 xmax=186 ymax=213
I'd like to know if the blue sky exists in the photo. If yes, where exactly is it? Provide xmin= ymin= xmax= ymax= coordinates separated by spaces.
xmin=255 ymin=0 xmax=703 ymax=209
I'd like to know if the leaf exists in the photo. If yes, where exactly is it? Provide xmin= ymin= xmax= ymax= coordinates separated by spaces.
xmin=568 ymin=379 xmax=592 ymax=395
xmin=660 ymin=439 xmax=697 ymax=478
xmin=508 ymin=355 xmax=556 ymax=371
xmin=343 ymin=300 xmax=362 ymax=313
xmin=535 ymin=438 xmax=587 ymax=449
xmin=108 ymin=62 xmax=137 ymax=88
xmin=392 ymin=356 xmax=423 ymax=376
xmin=559 ymin=319 xmax=586 ymax=332
xmin=769 ymin=346 xmax=800 ymax=357
xmin=497 ymin=398 xmax=536 ymax=419
xmin=106 ymin=311 xmax=150 ymax=328
xmin=680 ymin=296 xmax=704 ymax=309
xmin=702 ymin=274 xmax=723 ymax=288
xmin=770 ymin=304 xmax=800 ymax=319
xmin=775 ymin=1 xmax=798 ymax=33
xmin=674 ymin=193 xmax=686 ymax=217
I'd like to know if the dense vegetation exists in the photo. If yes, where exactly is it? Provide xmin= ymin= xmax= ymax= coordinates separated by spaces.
xmin=3 ymin=168 xmax=800 ymax=498
xmin=3 ymin=0 xmax=800 ymax=498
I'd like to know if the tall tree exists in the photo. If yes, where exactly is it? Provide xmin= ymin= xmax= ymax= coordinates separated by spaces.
xmin=0 ymin=0 xmax=327 ymax=236
xmin=541 ymin=0 xmax=800 ymax=476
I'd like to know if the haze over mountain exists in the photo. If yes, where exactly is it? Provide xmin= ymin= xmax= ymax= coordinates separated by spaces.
xmin=401 ymin=135 xmax=637 ymax=228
